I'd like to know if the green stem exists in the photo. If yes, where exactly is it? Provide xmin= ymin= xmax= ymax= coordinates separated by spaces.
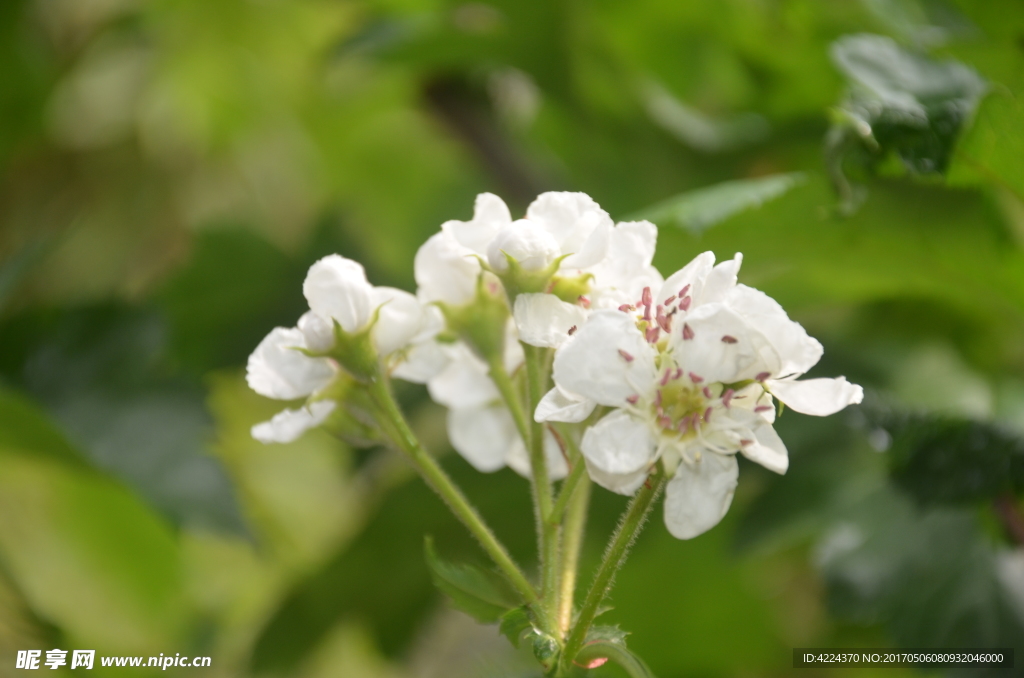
xmin=549 ymin=426 xmax=586 ymax=524
xmin=522 ymin=344 xmax=559 ymax=628
xmin=367 ymin=375 xmax=539 ymax=606
xmin=488 ymin=358 xmax=531 ymax=447
xmin=557 ymin=473 xmax=590 ymax=637
xmin=559 ymin=473 xmax=665 ymax=673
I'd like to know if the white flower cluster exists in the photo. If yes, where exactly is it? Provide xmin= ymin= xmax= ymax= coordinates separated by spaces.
xmin=246 ymin=191 xmax=863 ymax=539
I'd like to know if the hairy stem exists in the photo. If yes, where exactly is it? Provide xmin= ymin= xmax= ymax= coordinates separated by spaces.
xmin=523 ymin=345 xmax=560 ymax=628
xmin=559 ymin=473 xmax=665 ymax=673
xmin=549 ymin=426 xmax=586 ymax=524
xmin=557 ymin=473 xmax=590 ymax=637
xmin=367 ymin=375 xmax=538 ymax=606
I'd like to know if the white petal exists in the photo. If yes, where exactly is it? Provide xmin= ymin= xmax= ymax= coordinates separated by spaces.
xmin=726 ymin=284 xmax=823 ymax=375
xmin=552 ymin=310 xmax=657 ymax=407
xmin=534 ymin=386 xmax=597 ymax=423
xmin=767 ymin=377 xmax=864 ymax=416
xmin=657 ymin=251 xmax=715 ymax=308
xmin=503 ymin=318 xmax=525 ymax=373
xmin=370 ymin=286 xmax=424 ymax=356
xmin=252 ymin=400 xmax=336 ymax=444
xmin=585 ymin=459 xmax=650 ymax=496
xmin=412 ymin=304 xmax=446 ymax=343
xmin=506 ymin=428 xmax=570 ymax=481
xmin=699 ymin=252 xmax=742 ymax=305
xmin=246 ymin=327 xmax=335 ymax=400
xmin=663 ymin=452 xmax=738 ymax=539
xmin=562 ymin=216 xmax=611 ymax=270
xmin=514 ymin=293 xmax=588 ymax=348
xmin=581 ymin=410 xmax=657 ymax=476
xmin=447 ymin=406 xmax=517 ymax=473
xmin=730 ymin=409 xmax=789 ymax=474
xmin=391 ymin=339 xmax=450 ymax=383
xmin=487 ymin=220 xmax=561 ymax=272
xmin=298 ymin=311 xmax=334 ymax=352
xmin=427 ymin=345 xmax=499 ymax=409
xmin=414 ymin=231 xmax=481 ymax=305
xmin=303 ymin=255 xmax=373 ymax=332
xmin=674 ymin=303 xmax=781 ymax=385
xmin=442 ymin=192 xmax=512 ymax=255
xmin=526 ymin=192 xmax=614 ymax=261
xmin=589 ymin=220 xmax=658 ymax=290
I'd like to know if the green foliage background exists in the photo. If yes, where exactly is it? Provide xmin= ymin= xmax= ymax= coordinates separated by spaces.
xmin=1 ymin=0 xmax=1024 ymax=676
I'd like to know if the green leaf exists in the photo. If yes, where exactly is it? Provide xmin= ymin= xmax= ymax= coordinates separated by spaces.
xmin=0 ymin=304 xmax=246 ymax=534
xmin=575 ymin=640 xmax=657 ymax=678
xmin=826 ymin=34 xmax=985 ymax=210
xmin=424 ymin=536 xmax=521 ymax=623
xmin=880 ymin=412 xmax=1024 ymax=505
xmin=633 ymin=173 xmax=806 ymax=233
xmin=948 ymin=78 xmax=1024 ymax=203
xmin=0 ymin=386 xmax=89 ymax=469
xmin=499 ymin=606 xmax=535 ymax=648
xmin=586 ymin=624 xmax=629 ymax=645
xmin=0 ymin=454 xmax=185 ymax=653
xmin=816 ymin=485 xmax=1024 ymax=647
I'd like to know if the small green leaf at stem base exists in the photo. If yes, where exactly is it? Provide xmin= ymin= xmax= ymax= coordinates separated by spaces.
xmin=499 ymin=607 xmax=535 ymax=649
xmin=423 ymin=536 xmax=522 ymax=623
xmin=574 ymin=641 xmax=656 ymax=678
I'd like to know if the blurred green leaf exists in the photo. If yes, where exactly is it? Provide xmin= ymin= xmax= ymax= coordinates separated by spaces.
xmin=0 ymin=305 xmax=246 ymax=534
xmin=641 ymin=81 xmax=770 ymax=153
xmin=881 ymin=412 xmax=1024 ymax=505
xmin=250 ymin=460 xmax=535 ymax=672
xmin=635 ymin=173 xmax=806 ymax=233
xmin=948 ymin=80 xmax=1024 ymax=203
xmin=816 ymin=485 xmax=1024 ymax=647
xmin=0 ymin=454 xmax=184 ymax=653
xmin=499 ymin=606 xmax=534 ymax=649
xmin=0 ymin=386 xmax=89 ymax=469
xmin=826 ymin=34 xmax=985 ymax=209
xmin=424 ymin=535 xmax=521 ymax=622
xmin=158 ymin=228 xmax=304 ymax=375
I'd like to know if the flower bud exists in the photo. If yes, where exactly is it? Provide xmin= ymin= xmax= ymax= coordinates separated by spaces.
xmin=487 ymin=219 xmax=560 ymax=273
xmin=298 ymin=311 xmax=335 ymax=353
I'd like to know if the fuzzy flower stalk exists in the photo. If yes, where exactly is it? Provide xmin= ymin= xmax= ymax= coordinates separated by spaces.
xmin=244 ymin=192 xmax=862 ymax=677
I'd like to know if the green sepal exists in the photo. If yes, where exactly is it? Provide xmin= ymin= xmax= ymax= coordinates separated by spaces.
xmin=435 ymin=275 xmax=510 ymax=364
xmin=491 ymin=251 xmax=570 ymax=301
xmin=548 ymin=272 xmax=593 ymax=305
xmin=309 ymin=312 xmax=382 ymax=383
xmin=498 ymin=606 xmax=535 ymax=649
xmin=423 ymin=536 xmax=521 ymax=623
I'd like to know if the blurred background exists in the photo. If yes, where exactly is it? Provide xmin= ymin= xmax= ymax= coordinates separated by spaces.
xmin=2 ymin=0 xmax=1024 ymax=676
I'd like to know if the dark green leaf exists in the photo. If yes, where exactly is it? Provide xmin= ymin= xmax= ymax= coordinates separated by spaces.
xmin=826 ymin=34 xmax=985 ymax=209
xmin=0 ymin=304 xmax=246 ymax=534
xmin=499 ymin=606 xmax=535 ymax=648
xmin=881 ymin=412 xmax=1024 ymax=505
xmin=424 ymin=535 xmax=521 ymax=623
xmin=816 ymin=485 xmax=1024 ymax=647
xmin=633 ymin=173 xmax=806 ymax=233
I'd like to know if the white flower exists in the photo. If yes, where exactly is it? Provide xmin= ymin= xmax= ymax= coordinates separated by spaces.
xmin=539 ymin=251 xmax=863 ymax=539
xmin=247 ymin=254 xmax=437 ymax=444
xmin=487 ymin=219 xmax=561 ymax=272
xmin=413 ymin=191 xmax=663 ymax=349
